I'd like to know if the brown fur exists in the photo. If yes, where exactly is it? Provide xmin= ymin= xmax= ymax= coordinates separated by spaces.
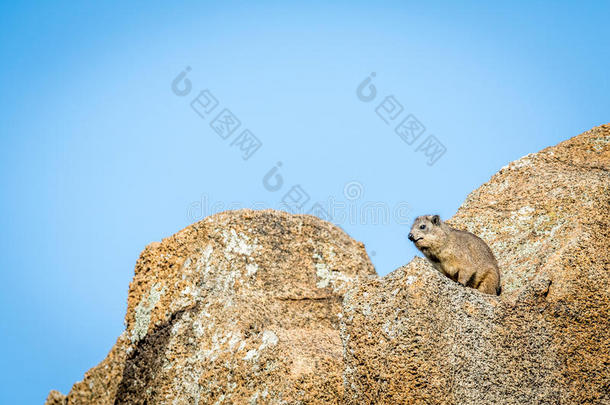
xmin=408 ymin=215 xmax=501 ymax=295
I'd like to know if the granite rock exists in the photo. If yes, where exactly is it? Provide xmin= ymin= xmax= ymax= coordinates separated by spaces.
xmin=341 ymin=124 xmax=610 ymax=404
xmin=46 ymin=125 xmax=609 ymax=404
xmin=47 ymin=210 xmax=375 ymax=404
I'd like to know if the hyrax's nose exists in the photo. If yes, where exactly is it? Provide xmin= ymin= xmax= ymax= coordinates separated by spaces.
xmin=408 ymin=233 xmax=414 ymax=242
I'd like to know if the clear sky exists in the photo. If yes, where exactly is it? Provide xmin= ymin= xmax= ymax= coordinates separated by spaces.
xmin=0 ymin=1 xmax=608 ymax=403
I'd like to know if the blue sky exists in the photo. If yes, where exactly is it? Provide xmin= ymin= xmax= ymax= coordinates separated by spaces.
xmin=0 ymin=1 xmax=608 ymax=403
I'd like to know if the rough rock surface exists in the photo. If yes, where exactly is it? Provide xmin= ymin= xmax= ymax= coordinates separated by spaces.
xmin=341 ymin=124 xmax=610 ymax=404
xmin=46 ymin=210 xmax=375 ymax=404
xmin=47 ymin=125 xmax=609 ymax=405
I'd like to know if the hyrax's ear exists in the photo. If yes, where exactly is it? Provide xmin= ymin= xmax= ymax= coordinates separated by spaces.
xmin=431 ymin=215 xmax=441 ymax=226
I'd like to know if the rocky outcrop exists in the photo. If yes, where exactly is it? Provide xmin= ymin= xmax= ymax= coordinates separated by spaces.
xmin=47 ymin=124 xmax=609 ymax=404
xmin=47 ymin=210 xmax=375 ymax=404
xmin=341 ymin=124 xmax=610 ymax=404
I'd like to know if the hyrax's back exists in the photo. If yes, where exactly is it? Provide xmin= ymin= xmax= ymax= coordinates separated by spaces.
xmin=452 ymin=228 xmax=501 ymax=295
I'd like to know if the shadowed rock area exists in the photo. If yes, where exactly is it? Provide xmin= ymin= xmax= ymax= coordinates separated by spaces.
xmin=47 ymin=125 xmax=609 ymax=404
xmin=46 ymin=210 xmax=376 ymax=404
xmin=342 ymin=124 xmax=610 ymax=404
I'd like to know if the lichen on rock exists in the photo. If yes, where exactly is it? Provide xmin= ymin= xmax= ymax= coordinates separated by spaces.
xmin=131 ymin=282 xmax=165 ymax=344
xmin=47 ymin=209 xmax=375 ymax=404
xmin=341 ymin=124 xmax=610 ymax=404
xmin=46 ymin=124 xmax=609 ymax=405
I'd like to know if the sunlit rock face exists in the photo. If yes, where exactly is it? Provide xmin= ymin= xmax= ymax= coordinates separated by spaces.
xmin=47 ymin=124 xmax=609 ymax=405
xmin=341 ymin=124 xmax=610 ymax=404
xmin=47 ymin=209 xmax=375 ymax=404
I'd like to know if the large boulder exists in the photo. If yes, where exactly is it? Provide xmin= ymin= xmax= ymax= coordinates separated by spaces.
xmin=341 ymin=124 xmax=610 ymax=404
xmin=47 ymin=125 xmax=609 ymax=405
xmin=47 ymin=210 xmax=376 ymax=404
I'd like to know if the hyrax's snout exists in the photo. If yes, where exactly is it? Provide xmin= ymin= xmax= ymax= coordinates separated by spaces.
xmin=408 ymin=233 xmax=415 ymax=242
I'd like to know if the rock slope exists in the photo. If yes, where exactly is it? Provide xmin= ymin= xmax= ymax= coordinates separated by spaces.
xmin=342 ymin=124 xmax=610 ymax=404
xmin=46 ymin=210 xmax=375 ymax=404
xmin=47 ymin=124 xmax=609 ymax=404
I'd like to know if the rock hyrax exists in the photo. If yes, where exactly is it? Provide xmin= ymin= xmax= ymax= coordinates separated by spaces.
xmin=408 ymin=215 xmax=501 ymax=295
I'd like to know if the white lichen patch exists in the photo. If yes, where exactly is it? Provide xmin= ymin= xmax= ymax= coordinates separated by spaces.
xmin=173 ymin=241 xmax=260 ymax=313
xmin=181 ymin=257 xmax=192 ymax=276
xmin=172 ymin=245 xmax=216 ymax=309
xmin=243 ymin=330 xmax=279 ymax=362
xmin=246 ymin=262 xmax=258 ymax=276
xmin=191 ymin=244 xmax=214 ymax=275
xmin=591 ymin=135 xmax=610 ymax=151
xmin=222 ymin=229 xmax=259 ymax=257
xmin=261 ymin=330 xmax=278 ymax=347
xmin=405 ymin=275 xmax=417 ymax=285
xmin=131 ymin=282 xmax=166 ymax=343
xmin=193 ymin=318 xmax=205 ymax=338
xmin=314 ymin=259 xmax=331 ymax=289
xmin=516 ymin=206 xmax=535 ymax=221
xmin=249 ymin=388 xmax=269 ymax=405
xmin=204 ymin=331 xmax=232 ymax=362
xmin=243 ymin=349 xmax=258 ymax=361
xmin=313 ymin=251 xmax=353 ymax=291
xmin=508 ymin=153 xmax=535 ymax=170
xmin=228 ymin=334 xmax=241 ymax=351
xmin=166 ymin=314 xmax=244 ymax=404
xmin=201 ymin=244 xmax=214 ymax=262
xmin=382 ymin=319 xmax=393 ymax=337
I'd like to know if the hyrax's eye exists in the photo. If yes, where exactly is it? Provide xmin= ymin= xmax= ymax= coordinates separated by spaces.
xmin=419 ymin=224 xmax=426 ymax=230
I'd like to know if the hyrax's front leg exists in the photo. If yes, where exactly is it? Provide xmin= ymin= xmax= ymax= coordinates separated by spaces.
xmin=457 ymin=268 xmax=475 ymax=288
xmin=477 ymin=270 xmax=499 ymax=295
